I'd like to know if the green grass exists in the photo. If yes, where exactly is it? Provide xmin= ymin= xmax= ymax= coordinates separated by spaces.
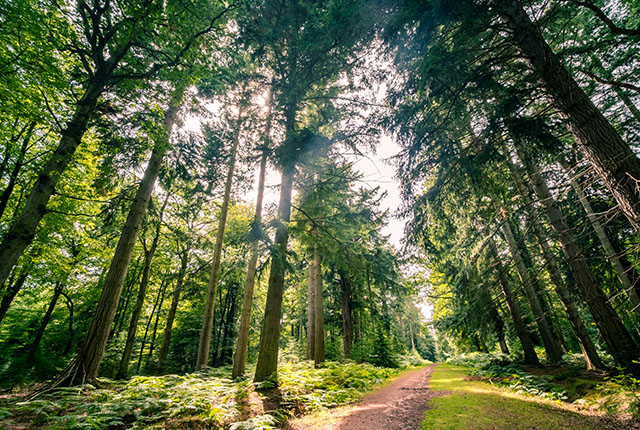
xmin=421 ymin=364 xmax=599 ymax=430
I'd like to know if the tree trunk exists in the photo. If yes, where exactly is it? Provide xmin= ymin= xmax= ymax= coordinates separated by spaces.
xmin=26 ymin=283 xmax=63 ymax=365
xmin=0 ymin=122 xmax=36 ymax=220
xmin=136 ymin=277 xmax=168 ymax=373
xmin=489 ymin=299 xmax=510 ymax=355
xmin=506 ymin=156 xmax=605 ymax=369
xmin=148 ymin=278 xmax=168 ymax=359
xmin=313 ymin=241 xmax=325 ymax=367
xmin=339 ymin=270 xmax=354 ymax=357
xmin=0 ymin=78 xmax=105 ymax=290
xmin=488 ymin=239 xmax=540 ymax=365
xmin=306 ymin=253 xmax=316 ymax=360
xmin=498 ymin=0 xmax=640 ymax=236
xmin=513 ymin=139 xmax=640 ymax=375
xmin=500 ymin=213 xmax=565 ymax=363
xmin=253 ymin=102 xmax=297 ymax=383
xmin=216 ymin=281 xmax=239 ymax=366
xmin=63 ymin=93 xmax=182 ymax=385
xmin=560 ymin=158 xmax=640 ymax=318
xmin=116 ymin=193 xmax=169 ymax=379
xmin=408 ymin=322 xmax=416 ymax=351
xmin=157 ymin=247 xmax=188 ymax=373
xmin=0 ymin=271 xmax=27 ymax=326
xmin=196 ymin=100 xmax=247 ymax=370
xmin=111 ymin=256 xmax=143 ymax=339
xmin=232 ymin=153 xmax=270 ymax=377
xmin=232 ymin=88 xmax=273 ymax=378
xmin=62 ymin=291 xmax=74 ymax=355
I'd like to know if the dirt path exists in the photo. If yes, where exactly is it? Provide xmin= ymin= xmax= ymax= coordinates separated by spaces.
xmin=287 ymin=364 xmax=437 ymax=430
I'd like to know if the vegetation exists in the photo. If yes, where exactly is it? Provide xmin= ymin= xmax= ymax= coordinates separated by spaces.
xmin=0 ymin=361 xmax=400 ymax=429
xmin=1 ymin=0 xmax=640 ymax=427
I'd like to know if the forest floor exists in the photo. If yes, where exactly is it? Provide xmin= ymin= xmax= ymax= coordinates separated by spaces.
xmin=287 ymin=363 xmax=640 ymax=430
xmin=2 ymin=361 xmax=639 ymax=429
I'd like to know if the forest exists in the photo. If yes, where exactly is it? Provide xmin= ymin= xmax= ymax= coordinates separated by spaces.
xmin=1 ymin=0 xmax=640 ymax=429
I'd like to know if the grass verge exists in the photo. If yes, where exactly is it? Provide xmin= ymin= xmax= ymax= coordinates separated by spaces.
xmin=421 ymin=364 xmax=600 ymax=430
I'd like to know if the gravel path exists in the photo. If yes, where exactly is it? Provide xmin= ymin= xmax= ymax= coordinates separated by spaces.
xmin=335 ymin=364 xmax=436 ymax=430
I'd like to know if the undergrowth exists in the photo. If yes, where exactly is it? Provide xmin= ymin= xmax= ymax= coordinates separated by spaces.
xmin=0 ymin=361 xmax=400 ymax=429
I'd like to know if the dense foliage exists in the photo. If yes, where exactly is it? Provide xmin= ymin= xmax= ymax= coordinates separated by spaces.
xmin=1 ymin=0 xmax=640 ymax=426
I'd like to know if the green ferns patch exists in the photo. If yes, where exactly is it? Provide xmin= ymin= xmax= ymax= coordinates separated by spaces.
xmin=2 ymin=361 xmax=398 ymax=429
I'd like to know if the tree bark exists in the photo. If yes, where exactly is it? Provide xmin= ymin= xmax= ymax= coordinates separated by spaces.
xmin=148 ymin=277 xmax=168 ymax=359
xmin=506 ymin=156 xmax=605 ymax=369
xmin=26 ymin=283 xmax=63 ymax=365
xmin=313 ymin=241 xmax=325 ymax=366
xmin=560 ymin=158 xmax=640 ymax=318
xmin=111 ymin=256 xmax=143 ymax=339
xmin=196 ymin=98 xmax=247 ymax=370
xmin=513 ymin=139 xmax=640 ymax=375
xmin=116 ymin=193 xmax=169 ymax=379
xmin=488 ymin=239 xmax=540 ymax=365
xmin=253 ymin=101 xmax=298 ymax=382
xmin=497 ymin=0 xmax=640 ymax=236
xmin=339 ymin=270 xmax=354 ymax=357
xmin=500 ymin=213 xmax=565 ymax=363
xmin=306 ymin=253 xmax=317 ymax=360
xmin=232 ymin=89 xmax=273 ymax=378
xmin=157 ymin=247 xmax=189 ymax=373
xmin=62 ymin=291 xmax=74 ymax=355
xmin=63 ymin=92 xmax=182 ymax=385
xmin=136 ymin=277 xmax=168 ymax=373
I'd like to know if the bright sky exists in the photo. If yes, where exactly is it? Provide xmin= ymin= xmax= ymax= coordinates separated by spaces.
xmin=251 ymin=133 xmax=406 ymax=248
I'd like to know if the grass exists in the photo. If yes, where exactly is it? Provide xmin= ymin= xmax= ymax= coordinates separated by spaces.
xmin=421 ymin=364 xmax=600 ymax=430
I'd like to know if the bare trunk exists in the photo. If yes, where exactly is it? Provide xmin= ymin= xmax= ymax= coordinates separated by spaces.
xmin=157 ymin=247 xmax=188 ymax=373
xmin=116 ymin=193 xmax=169 ymax=379
xmin=306 ymin=253 xmax=316 ymax=360
xmin=111 ymin=256 xmax=143 ymax=339
xmin=561 ymin=159 xmax=640 ymax=317
xmin=26 ymin=283 xmax=63 ymax=365
xmin=313 ymin=241 xmax=325 ymax=366
xmin=196 ymin=101 xmax=246 ymax=370
xmin=498 ymin=0 xmax=640 ymax=235
xmin=514 ymin=140 xmax=640 ymax=375
xmin=63 ymin=95 xmax=181 ymax=385
xmin=232 ymin=90 xmax=273 ymax=378
xmin=339 ymin=271 xmax=354 ymax=357
xmin=506 ymin=156 xmax=604 ymax=369
xmin=253 ymin=103 xmax=297 ymax=383
xmin=148 ymin=278 xmax=168 ymax=359
xmin=136 ymin=277 xmax=168 ymax=373
xmin=408 ymin=322 xmax=416 ymax=351
xmin=62 ymin=292 xmax=74 ymax=355
xmin=500 ymin=214 xmax=565 ymax=363
xmin=489 ymin=239 xmax=540 ymax=365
